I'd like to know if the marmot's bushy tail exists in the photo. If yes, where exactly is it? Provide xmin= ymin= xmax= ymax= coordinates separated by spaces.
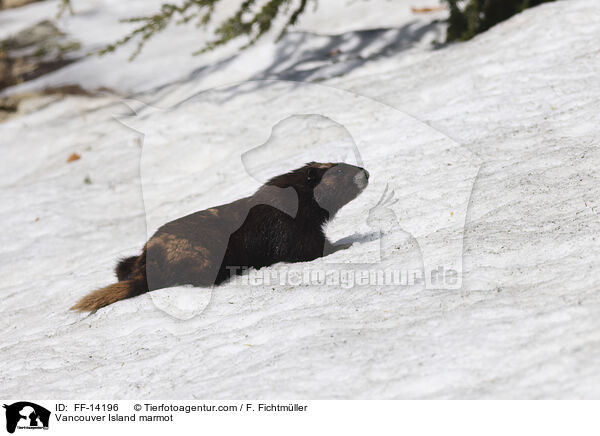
xmin=71 ymin=277 xmax=148 ymax=312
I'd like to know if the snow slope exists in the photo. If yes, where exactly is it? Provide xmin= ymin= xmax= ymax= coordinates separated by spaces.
xmin=1 ymin=0 xmax=600 ymax=399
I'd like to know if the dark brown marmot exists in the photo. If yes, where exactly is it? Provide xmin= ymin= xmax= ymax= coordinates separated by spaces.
xmin=71 ymin=162 xmax=369 ymax=312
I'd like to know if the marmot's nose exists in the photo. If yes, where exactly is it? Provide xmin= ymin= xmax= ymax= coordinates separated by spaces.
xmin=364 ymin=169 xmax=370 ymax=180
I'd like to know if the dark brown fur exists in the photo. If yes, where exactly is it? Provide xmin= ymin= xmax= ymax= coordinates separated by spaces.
xmin=72 ymin=162 xmax=369 ymax=312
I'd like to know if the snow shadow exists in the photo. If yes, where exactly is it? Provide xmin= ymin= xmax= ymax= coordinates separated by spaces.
xmin=145 ymin=20 xmax=445 ymax=98
xmin=250 ymin=21 xmax=445 ymax=82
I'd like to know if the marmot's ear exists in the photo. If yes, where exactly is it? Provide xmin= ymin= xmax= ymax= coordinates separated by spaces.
xmin=307 ymin=167 xmax=319 ymax=183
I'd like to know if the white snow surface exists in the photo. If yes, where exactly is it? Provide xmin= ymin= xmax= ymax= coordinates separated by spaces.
xmin=1 ymin=0 xmax=600 ymax=399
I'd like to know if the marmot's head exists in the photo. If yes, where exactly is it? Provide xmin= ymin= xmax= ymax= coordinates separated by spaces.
xmin=265 ymin=162 xmax=369 ymax=216
xmin=312 ymin=162 xmax=369 ymax=215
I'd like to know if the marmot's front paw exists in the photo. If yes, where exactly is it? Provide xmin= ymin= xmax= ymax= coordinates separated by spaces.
xmin=324 ymin=241 xmax=353 ymax=255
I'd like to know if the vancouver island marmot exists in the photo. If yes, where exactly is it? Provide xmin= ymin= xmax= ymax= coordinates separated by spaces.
xmin=71 ymin=162 xmax=370 ymax=311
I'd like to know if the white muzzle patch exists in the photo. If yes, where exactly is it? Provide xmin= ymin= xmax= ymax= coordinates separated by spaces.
xmin=353 ymin=171 xmax=368 ymax=190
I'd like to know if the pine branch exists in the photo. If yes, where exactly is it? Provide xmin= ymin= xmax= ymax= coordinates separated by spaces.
xmin=57 ymin=0 xmax=74 ymax=18
xmin=93 ymin=0 xmax=316 ymax=60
